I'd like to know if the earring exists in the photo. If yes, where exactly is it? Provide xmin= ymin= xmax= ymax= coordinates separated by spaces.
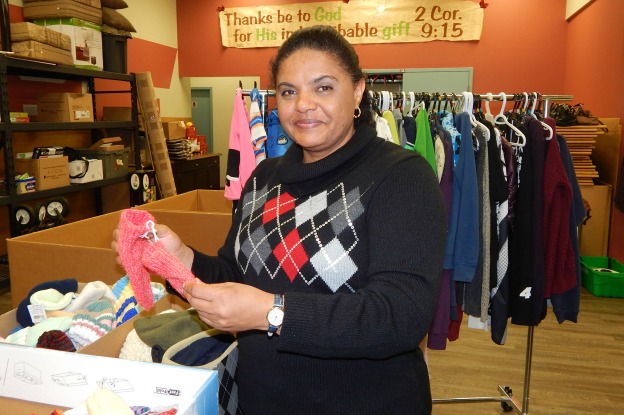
xmin=354 ymin=107 xmax=362 ymax=118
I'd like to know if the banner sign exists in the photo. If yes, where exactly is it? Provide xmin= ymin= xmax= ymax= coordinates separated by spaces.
xmin=219 ymin=0 xmax=484 ymax=48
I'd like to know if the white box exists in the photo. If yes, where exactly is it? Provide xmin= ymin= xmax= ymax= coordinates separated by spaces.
xmin=69 ymin=158 xmax=104 ymax=184
xmin=33 ymin=18 xmax=103 ymax=70
xmin=0 ymin=343 xmax=218 ymax=414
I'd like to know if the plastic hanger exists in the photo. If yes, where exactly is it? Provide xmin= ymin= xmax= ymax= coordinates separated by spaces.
xmin=494 ymin=92 xmax=526 ymax=147
xmin=484 ymin=92 xmax=493 ymax=116
xmin=530 ymin=92 xmax=553 ymax=140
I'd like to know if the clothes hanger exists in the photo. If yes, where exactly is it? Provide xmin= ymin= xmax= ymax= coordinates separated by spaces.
xmin=484 ymin=92 xmax=493 ymax=116
xmin=408 ymin=91 xmax=416 ymax=115
xmin=494 ymin=92 xmax=526 ymax=147
xmin=530 ymin=92 xmax=553 ymax=140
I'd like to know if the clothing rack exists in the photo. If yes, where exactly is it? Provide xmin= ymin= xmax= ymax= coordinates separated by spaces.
xmin=237 ymin=86 xmax=573 ymax=413
xmin=377 ymin=91 xmax=572 ymax=118
xmin=424 ymin=91 xmax=572 ymax=415
xmin=241 ymin=88 xmax=276 ymax=121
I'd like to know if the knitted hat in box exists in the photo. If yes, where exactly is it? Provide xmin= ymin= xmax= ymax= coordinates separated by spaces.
xmin=114 ymin=283 xmax=141 ymax=328
xmin=65 ymin=281 xmax=115 ymax=313
xmin=25 ymin=316 xmax=73 ymax=347
xmin=30 ymin=288 xmax=75 ymax=311
xmin=119 ymin=328 xmax=152 ymax=362
xmin=133 ymin=309 xmax=210 ymax=351
xmin=16 ymin=278 xmax=79 ymax=327
xmin=85 ymin=387 xmax=134 ymax=415
xmin=36 ymin=329 xmax=76 ymax=352
xmin=67 ymin=299 xmax=114 ymax=349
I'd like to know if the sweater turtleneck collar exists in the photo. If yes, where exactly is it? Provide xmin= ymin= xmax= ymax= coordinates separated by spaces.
xmin=276 ymin=124 xmax=379 ymax=197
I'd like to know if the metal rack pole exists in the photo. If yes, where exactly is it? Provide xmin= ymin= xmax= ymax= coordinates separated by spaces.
xmin=433 ymin=325 xmax=535 ymax=414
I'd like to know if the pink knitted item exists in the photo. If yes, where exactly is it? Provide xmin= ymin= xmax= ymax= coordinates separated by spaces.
xmin=117 ymin=209 xmax=155 ymax=309
xmin=142 ymin=241 xmax=194 ymax=297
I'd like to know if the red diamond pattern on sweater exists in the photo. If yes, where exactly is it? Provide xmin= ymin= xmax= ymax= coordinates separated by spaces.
xmin=262 ymin=191 xmax=295 ymax=224
xmin=272 ymin=227 xmax=309 ymax=281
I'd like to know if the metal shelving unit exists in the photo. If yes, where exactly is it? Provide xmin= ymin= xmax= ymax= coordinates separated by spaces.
xmin=0 ymin=54 xmax=141 ymax=237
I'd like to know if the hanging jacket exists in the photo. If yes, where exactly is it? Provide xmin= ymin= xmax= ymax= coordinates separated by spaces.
xmin=249 ymin=88 xmax=267 ymax=164
xmin=225 ymin=88 xmax=256 ymax=202
xmin=444 ymin=112 xmax=479 ymax=283
xmin=266 ymin=109 xmax=292 ymax=158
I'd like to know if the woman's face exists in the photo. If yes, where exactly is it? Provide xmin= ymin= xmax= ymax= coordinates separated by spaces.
xmin=276 ymin=48 xmax=365 ymax=163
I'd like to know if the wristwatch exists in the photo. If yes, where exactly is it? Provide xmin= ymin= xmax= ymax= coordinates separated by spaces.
xmin=267 ymin=293 xmax=285 ymax=337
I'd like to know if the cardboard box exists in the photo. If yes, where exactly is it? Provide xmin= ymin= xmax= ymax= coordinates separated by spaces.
xmin=10 ymin=21 xmax=71 ymax=50
xmin=102 ymin=106 xmax=133 ymax=121
xmin=25 ymin=1 xmax=103 ymax=25
xmin=38 ymin=92 xmax=94 ymax=123
xmin=7 ymin=190 xmax=232 ymax=307
xmin=580 ymin=183 xmax=612 ymax=257
xmin=11 ymin=39 xmax=74 ymax=66
xmin=14 ymin=156 xmax=70 ymax=191
xmin=69 ymin=158 xmax=103 ymax=183
xmin=0 ymin=294 xmax=218 ymax=414
xmin=33 ymin=17 xmax=103 ymax=70
xmin=165 ymin=121 xmax=187 ymax=140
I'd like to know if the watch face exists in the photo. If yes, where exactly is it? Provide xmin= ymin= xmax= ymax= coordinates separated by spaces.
xmin=268 ymin=308 xmax=284 ymax=326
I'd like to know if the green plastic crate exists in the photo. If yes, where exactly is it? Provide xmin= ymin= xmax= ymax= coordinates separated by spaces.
xmin=580 ymin=256 xmax=624 ymax=298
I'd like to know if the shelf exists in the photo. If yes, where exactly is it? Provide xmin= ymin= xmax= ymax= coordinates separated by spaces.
xmin=0 ymin=176 xmax=129 ymax=206
xmin=0 ymin=53 xmax=140 ymax=236
xmin=7 ymin=121 xmax=135 ymax=131
xmin=0 ymin=54 xmax=134 ymax=82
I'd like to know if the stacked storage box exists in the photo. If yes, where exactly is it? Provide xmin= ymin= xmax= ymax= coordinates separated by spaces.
xmin=10 ymin=22 xmax=73 ymax=65
xmin=22 ymin=0 xmax=104 ymax=70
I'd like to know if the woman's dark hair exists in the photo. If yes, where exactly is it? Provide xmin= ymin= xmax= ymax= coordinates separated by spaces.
xmin=270 ymin=25 xmax=374 ymax=127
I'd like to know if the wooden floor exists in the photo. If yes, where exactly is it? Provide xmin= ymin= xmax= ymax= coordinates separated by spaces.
xmin=1 ymin=288 xmax=622 ymax=414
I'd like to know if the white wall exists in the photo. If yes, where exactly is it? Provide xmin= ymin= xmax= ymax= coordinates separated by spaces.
xmin=123 ymin=0 xmax=189 ymax=118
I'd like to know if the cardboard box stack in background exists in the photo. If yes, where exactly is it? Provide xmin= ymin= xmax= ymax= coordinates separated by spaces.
xmin=10 ymin=21 xmax=73 ymax=65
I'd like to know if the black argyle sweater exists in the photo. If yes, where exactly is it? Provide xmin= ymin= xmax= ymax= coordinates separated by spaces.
xmin=192 ymin=124 xmax=447 ymax=415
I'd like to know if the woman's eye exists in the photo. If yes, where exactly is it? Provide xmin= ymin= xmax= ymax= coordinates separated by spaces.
xmin=318 ymin=85 xmax=333 ymax=92
xmin=280 ymin=89 xmax=295 ymax=97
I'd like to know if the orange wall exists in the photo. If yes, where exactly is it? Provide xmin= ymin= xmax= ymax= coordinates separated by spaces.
xmin=176 ymin=0 xmax=568 ymax=93
xmin=176 ymin=0 xmax=624 ymax=262
xmin=564 ymin=0 xmax=624 ymax=262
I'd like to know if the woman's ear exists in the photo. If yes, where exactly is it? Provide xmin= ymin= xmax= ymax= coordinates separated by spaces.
xmin=354 ymin=78 xmax=366 ymax=107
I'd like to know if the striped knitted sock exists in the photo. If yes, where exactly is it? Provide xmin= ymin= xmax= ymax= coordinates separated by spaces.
xmin=114 ymin=284 xmax=142 ymax=328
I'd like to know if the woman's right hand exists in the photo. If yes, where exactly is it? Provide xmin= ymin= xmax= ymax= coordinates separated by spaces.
xmin=111 ymin=223 xmax=195 ymax=270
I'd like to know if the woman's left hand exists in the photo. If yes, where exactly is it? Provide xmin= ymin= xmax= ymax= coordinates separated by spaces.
xmin=182 ymin=279 xmax=274 ymax=333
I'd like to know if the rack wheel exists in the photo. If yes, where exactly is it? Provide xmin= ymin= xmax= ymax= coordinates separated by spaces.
xmin=14 ymin=205 xmax=35 ymax=229
xmin=34 ymin=202 xmax=47 ymax=224
xmin=46 ymin=196 xmax=70 ymax=218
xmin=501 ymin=386 xmax=513 ymax=412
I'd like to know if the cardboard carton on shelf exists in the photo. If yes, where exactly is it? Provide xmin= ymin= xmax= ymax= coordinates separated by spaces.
xmin=32 ymin=17 xmax=104 ymax=70
xmin=13 ymin=156 xmax=70 ymax=191
xmin=37 ymin=93 xmax=94 ymax=123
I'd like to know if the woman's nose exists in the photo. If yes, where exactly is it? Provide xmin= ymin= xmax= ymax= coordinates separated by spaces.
xmin=295 ymin=90 xmax=316 ymax=112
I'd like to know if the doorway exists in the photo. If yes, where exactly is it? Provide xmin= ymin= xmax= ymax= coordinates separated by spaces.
xmin=191 ymin=88 xmax=214 ymax=152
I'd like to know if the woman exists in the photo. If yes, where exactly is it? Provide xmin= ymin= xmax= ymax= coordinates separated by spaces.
xmin=115 ymin=25 xmax=446 ymax=414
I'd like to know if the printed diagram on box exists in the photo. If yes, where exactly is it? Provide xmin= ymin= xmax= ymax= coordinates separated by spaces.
xmin=52 ymin=372 xmax=88 ymax=387
xmin=97 ymin=377 xmax=134 ymax=393
xmin=14 ymin=361 xmax=42 ymax=385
